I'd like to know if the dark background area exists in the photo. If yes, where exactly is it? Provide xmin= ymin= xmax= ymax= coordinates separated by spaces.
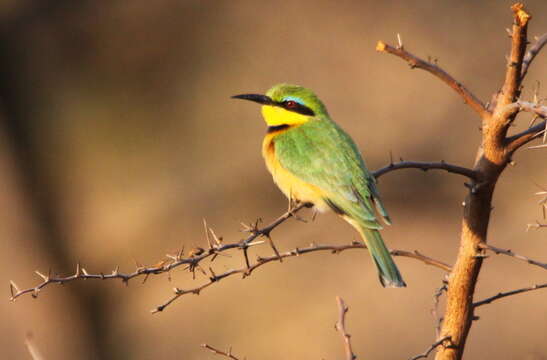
xmin=1 ymin=1 xmax=546 ymax=359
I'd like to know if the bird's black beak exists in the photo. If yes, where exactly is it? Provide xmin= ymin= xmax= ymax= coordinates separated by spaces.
xmin=231 ymin=94 xmax=274 ymax=105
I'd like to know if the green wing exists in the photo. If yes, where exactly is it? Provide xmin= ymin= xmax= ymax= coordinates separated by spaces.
xmin=275 ymin=119 xmax=391 ymax=229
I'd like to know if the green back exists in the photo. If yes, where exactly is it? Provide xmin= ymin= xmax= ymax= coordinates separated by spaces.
xmin=274 ymin=117 xmax=391 ymax=229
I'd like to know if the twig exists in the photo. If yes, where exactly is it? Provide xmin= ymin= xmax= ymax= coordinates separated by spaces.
xmin=431 ymin=281 xmax=448 ymax=339
xmin=151 ymin=243 xmax=451 ymax=313
xmin=498 ymin=3 xmax=530 ymax=110
xmin=11 ymin=182 xmax=451 ymax=312
xmin=473 ymin=283 xmax=547 ymax=307
xmin=372 ymin=160 xmax=476 ymax=180
xmin=498 ymin=101 xmax=547 ymax=120
xmin=390 ymin=250 xmax=452 ymax=272
xmin=521 ymin=33 xmax=547 ymax=80
xmin=375 ymin=41 xmax=489 ymax=120
xmin=506 ymin=119 xmax=546 ymax=152
xmin=10 ymin=205 xmax=307 ymax=303
xmin=409 ymin=336 xmax=452 ymax=360
xmin=478 ymin=243 xmax=547 ymax=270
xmin=201 ymin=344 xmax=243 ymax=360
xmin=335 ymin=296 xmax=357 ymax=360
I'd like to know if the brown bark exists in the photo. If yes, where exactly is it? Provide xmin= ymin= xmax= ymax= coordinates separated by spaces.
xmin=378 ymin=3 xmax=543 ymax=360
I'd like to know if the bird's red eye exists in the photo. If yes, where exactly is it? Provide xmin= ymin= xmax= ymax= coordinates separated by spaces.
xmin=285 ymin=100 xmax=297 ymax=108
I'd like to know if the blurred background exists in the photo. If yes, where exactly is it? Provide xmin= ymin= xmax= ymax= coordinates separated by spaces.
xmin=1 ymin=1 xmax=546 ymax=359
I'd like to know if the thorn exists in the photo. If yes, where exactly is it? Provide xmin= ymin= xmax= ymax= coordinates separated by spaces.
xmin=35 ymin=270 xmax=49 ymax=282
xmin=75 ymin=262 xmax=81 ymax=277
xmin=177 ymin=244 xmax=185 ymax=261
xmin=133 ymin=258 xmax=144 ymax=271
xmin=203 ymin=218 xmax=213 ymax=249
xmin=209 ymin=267 xmax=217 ymax=281
xmin=112 ymin=265 xmax=119 ymax=276
xmin=142 ymin=273 xmax=150 ymax=284
xmin=397 ymin=33 xmax=403 ymax=49
xmin=208 ymin=228 xmax=222 ymax=245
xmin=9 ymin=281 xmax=19 ymax=298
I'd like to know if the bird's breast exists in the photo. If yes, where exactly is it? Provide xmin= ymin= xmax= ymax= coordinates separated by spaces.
xmin=262 ymin=132 xmax=330 ymax=212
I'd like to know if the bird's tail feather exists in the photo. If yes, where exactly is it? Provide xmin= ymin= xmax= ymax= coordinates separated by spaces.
xmin=359 ymin=227 xmax=406 ymax=288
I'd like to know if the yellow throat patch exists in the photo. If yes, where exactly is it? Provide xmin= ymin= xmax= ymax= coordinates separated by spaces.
xmin=261 ymin=105 xmax=311 ymax=127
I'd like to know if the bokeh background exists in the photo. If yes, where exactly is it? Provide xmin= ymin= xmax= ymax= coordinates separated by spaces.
xmin=1 ymin=1 xmax=546 ymax=359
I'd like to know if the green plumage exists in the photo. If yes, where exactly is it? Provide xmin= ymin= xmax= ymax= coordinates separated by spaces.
xmin=275 ymin=117 xmax=405 ymax=287
xmin=233 ymin=83 xmax=406 ymax=288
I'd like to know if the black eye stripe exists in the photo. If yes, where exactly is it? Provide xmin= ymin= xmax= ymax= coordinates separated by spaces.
xmin=277 ymin=101 xmax=315 ymax=116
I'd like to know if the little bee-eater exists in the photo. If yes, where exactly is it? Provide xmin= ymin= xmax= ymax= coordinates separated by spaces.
xmin=233 ymin=84 xmax=405 ymax=288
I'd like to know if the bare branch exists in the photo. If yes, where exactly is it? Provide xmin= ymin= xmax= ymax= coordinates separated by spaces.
xmin=10 ymin=204 xmax=307 ymax=303
xmin=390 ymin=250 xmax=452 ymax=272
xmin=373 ymin=160 xmax=476 ymax=180
xmin=335 ymin=296 xmax=357 ymax=360
xmin=478 ymin=243 xmax=547 ymax=270
xmin=375 ymin=41 xmax=489 ymax=120
xmin=499 ymin=101 xmax=547 ymax=120
xmin=410 ymin=336 xmax=452 ymax=360
xmin=431 ymin=281 xmax=448 ymax=339
xmin=473 ymin=283 xmax=547 ymax=308
xmin=521 ymin=33 xmax=547 ymax=80
xmin=498 ymin=3 xmax=531 ymax=110
xmin=11 ymin=197 xmax=450 ymax=312
xmin=201 ymin=344 xmax=243 ymax=360
xmin=506 ymin=119 xmax=546 ymax=152
xmin=151 ymin=243 xmax=451 ymax=313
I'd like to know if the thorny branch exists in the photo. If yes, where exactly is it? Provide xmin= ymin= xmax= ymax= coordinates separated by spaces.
xmin=8 ymin=4 xmax=547 ymax=360
xmin=521 ymin=33 xmax=547 ymax=79
xmin=10 ymin=166 xmax=453 ymax=312
xmin=473 ymin=283 xmax=547 ymax=308
xmin=335 ymin=296 xmax=357 ymax=360
xmin=409 ymin=336 xmax=452 ymax=360
xmin=378 ymin=4 xmax=546 ymax=360
xmin=151 ymin=242 xmax=451 ymax=313
xmin=375 ymin=40 xmax=489 ymax=120
xmin=373 ymin=160 xmax=476 ymax=180
xmin=200 ymin=297 xmax=360 ymax=360
xmin=201 ymin=344 xmax=243 ymax=360
xmin=506 ymin=119 xmax=546 ymax=152
xmin=478 ymin=243 xmax=547 ymax=270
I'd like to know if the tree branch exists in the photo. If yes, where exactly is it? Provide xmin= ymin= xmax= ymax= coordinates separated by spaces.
xmin=375 ymin=41 xmax=489 ymax=120
xmin=473 ymin=283 xmax=547 ymax=307
xmin=478 ymin=243 xmax=547 ymax=270
xmin=335 ymin=296 xmax=357 ymax=360
xmin=10 ymin=200 xmax=451 ymax=312
xmin=506 ymin=119 xmax=546 ymax=152
xmin=520 ymin=33 xmax=547 ymax=80
xmin=497 ymin=3 xmax=530 ymax=110
xmin=201 ymin=344 xmax=243 ymax=360
xmin=373 ymin=160 xmax=476 ymax=180
xmin=500 ymin=101 xmax=547 ymax=120
xmin=434 ymin=5 xmax=535 ymax=360
xmin=150 ymin=243 xmax=451 ymax=313
xmin=410 ymin=336 xmax=452 ymax=360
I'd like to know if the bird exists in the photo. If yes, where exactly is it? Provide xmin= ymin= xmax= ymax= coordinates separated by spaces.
xmin=232 ymin=84 xmax=405 ymax=288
